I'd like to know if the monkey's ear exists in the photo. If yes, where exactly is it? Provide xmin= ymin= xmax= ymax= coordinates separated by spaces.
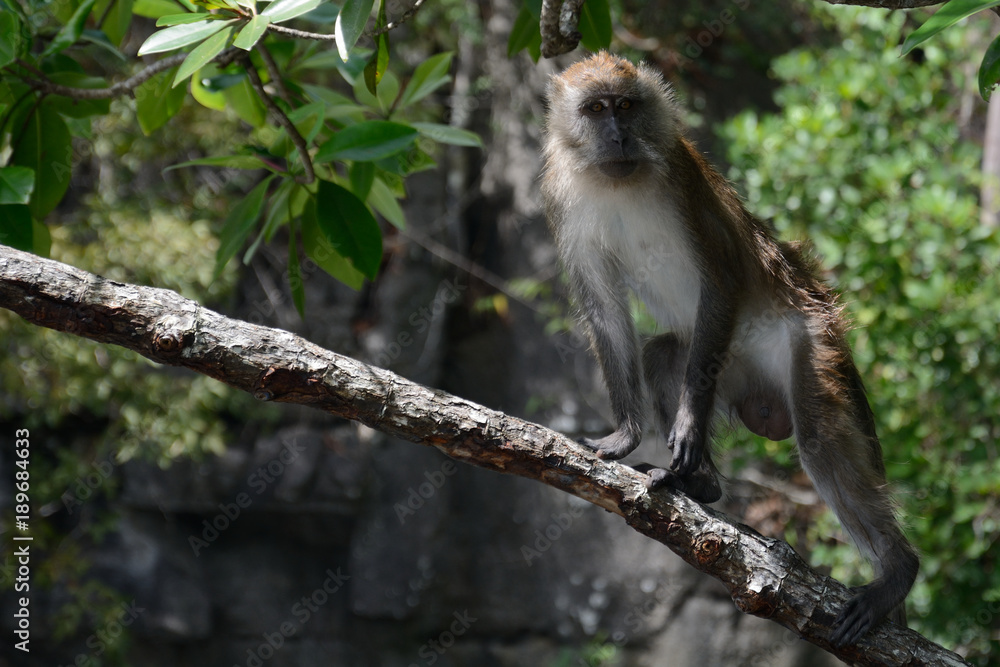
xmin=545 ymin=77 xmax=566 ymax=105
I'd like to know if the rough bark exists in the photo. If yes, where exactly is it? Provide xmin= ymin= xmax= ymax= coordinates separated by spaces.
xmin=0 ymin=243 xmax=970 ymax=667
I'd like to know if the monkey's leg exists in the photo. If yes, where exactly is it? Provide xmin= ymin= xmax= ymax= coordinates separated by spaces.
xmin=642 ymin=334 xmax=722 ymax=503
xmin=792 ymin=344 xmax=918 ymax=647
xmin=572 ymin=264 xmax=645 ymax=459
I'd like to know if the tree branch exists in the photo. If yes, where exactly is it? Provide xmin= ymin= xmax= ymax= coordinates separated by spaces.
xmin=0 ymin=243 xmax=970 ymax=667
xmin=12 ymin=53 xmax=188 ymax=99
xmin=10 ymin=49 xmax=243 ymax=100
xmin=541 ymin=0 xmax=584 ymax=58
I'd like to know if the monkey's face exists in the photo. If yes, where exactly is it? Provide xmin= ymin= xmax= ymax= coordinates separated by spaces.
xmin=543 ymin=52 xmax=679 ymax=185
xmin=578 ymin=95 xmax=642 ymax=178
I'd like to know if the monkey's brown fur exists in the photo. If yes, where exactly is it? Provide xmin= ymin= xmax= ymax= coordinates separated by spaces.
xmin=542 ymin=52 xmax=918 ymax=647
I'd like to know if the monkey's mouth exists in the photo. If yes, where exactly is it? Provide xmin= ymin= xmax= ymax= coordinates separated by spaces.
xmin=598 ymin=160 xmax=638 ymax=179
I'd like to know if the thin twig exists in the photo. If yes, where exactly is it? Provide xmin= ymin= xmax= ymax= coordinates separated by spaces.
xmin=266 ymin=23 xmax=336 ymax=41
xmin=255 ymin=43 xmax=292 ymax=105
xmin=242 ymin=57 xmax=315 ymax=184
xmin=13 ymin=59 xmax=46 ymax=79
xmin=96 ymin=0 xmax=118 ymax=30
xmin=367 ymin=0 xmax=425 ymax=37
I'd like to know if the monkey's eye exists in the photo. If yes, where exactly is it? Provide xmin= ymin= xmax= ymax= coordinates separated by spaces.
xmin=586 ymin=101 xmax=606 ymax=113
xmin=618 ymin=98 xmax=632 ymax=110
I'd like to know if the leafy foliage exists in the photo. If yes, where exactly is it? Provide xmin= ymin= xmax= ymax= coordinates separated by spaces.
xmin=722 ymin=7 xmax=1000 ymax=661
xmin=901 ymin=0 xmax=1000 ymax=100
xmin=0 ymin=0 xmax=480 ymax=308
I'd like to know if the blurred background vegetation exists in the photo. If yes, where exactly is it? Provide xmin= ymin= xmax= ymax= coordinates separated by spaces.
xmin=2 ymin=0 xmax=999 ymax=664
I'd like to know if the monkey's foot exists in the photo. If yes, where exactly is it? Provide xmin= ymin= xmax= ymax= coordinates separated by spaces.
xmin=638 ymin=464 xmax=722 ymax=504
xmin=578 ymin=430 xmax=640 ymax=460
xmin=831 ymin=582 xmax=907 ymax=647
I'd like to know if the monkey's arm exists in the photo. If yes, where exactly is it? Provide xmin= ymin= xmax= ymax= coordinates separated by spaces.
xmin=665 ymin=141 xmax=748 ymax=475
xmin=668 ymin=275 xmax=738 ymax=475
xmin=570 ymin=259 xmax=646 ymax=460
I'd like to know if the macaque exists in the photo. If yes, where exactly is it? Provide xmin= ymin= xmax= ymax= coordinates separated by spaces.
xmin=541 ymin=52 xmax=918 ymax=647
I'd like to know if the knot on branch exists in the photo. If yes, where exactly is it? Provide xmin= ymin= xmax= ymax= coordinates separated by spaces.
xmin=732 ymin=584 xmax=779 ymax=618
xmin=152 ymin=330 xmax=185 ymax=356
xmin=695 ymin=535 xmax=724 ymax=565
xmin=152 ymin=315 xmax=195 ymax=358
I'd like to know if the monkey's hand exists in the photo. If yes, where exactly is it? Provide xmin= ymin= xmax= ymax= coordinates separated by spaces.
xmin=666 ymin=408 xmax=706 ymax=476
xmin=579 ymin=428 xmax=640 ymax=460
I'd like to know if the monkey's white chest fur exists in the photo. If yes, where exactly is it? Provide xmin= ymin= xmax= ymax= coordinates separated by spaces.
xmin=563 ymin=187 xmax=702 ymax=334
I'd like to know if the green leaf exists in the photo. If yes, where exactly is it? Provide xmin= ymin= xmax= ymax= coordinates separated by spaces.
xmin=288 ymin=102 xmax=326 ymax=143
xmin=364 ymin=2 xmax=389 ymax=96
xmin=288 ymin=222 xmax=306 ymax=316
xmin=136 ymin=67 xmax=187 ymax=134
xmin=313 ymin=179 xmax=381 ymax=279
xmin=352 ymin=68 xmax=399 ymax=114
xmin=980 ymin=33 xmax=1000 ymax=100
xmin=301 ymin=195 xmax=366 ymax=289
xmin=261 ymin=179 xmax=296 ymax=241
xmin=138 ymin=18 xmax=235 ymax=55
xmin=191 ymin=66 xmax=227 ymax=109
xmin=508 ymin=5 xmax=541 ymax=58
xmin=95 ymin=0 xmax=134 ymax=45
xmin=367 ymin=176 xmax=404 ymax=229
xmin=11 ymin=104 xmax=72 ymax=219
xmin=0 ymin=166 xmax=35 ymax=204
xmin=315 ymin=120 xmax=418 ymax=162
xmin=261 ymin=0 xmax=323 ymax=22
xmin=80 ymin=28 xmax=129 ymax=60
xmin=363 ymin=35 xmax=389 ymax=95
xmin=234 ymin=15 xmax=270 ymax=50
xmin=0 ymin=13 xmax=23 ymax=68
xmin=398 ymin=51 xmax=452 ymax=108
xmin=377 ymin=146 xmax=435 ymax=175
xmin=335 ymin=0 xmax=374 ymax=61
xmin=156 ymin=12 xmax=214 ymax=26
xmin=224 ymin=75 xmax=267 ymax=126
xmin=901 ymin=0 xmax=1000 ymax=55
xmin=411 ymin=122 xmax=483 ymax=148
xmin=578 ymin=0 xmax=612 ymax=52
xmin=214 ymin=175 xmax=275 ymax=278
xmin=301 ymin=84 xmax=365 ymax=122
xmin=349 ymin=161 xmax=375 ymax=199
xmin=31 ymin=218 xmax=51 ymax=256
xmin=42 ymin=0 xmax=97 ymax=58
xmin=165 ymin=154 xmax=269 ymax=170
xmin=173 ymin=25 xmax=233 ymax=86
xmin=195 ymin=0 xmax=238 ymax=9
xmin=0 ymin=204 xmax=33 ymax=251
xmin=135 ymin=0 xmax=194 ymax=17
